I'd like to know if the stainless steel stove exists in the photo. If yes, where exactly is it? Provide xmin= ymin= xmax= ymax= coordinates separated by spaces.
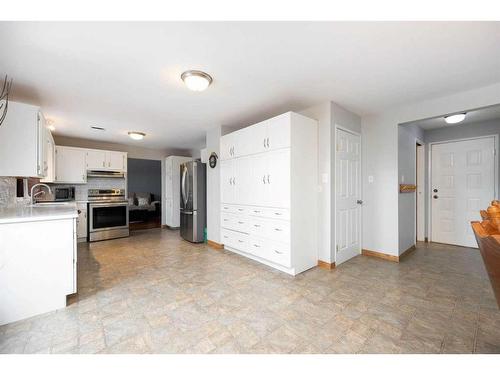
xmin=88 ymin=189 xmax=129 ymax=242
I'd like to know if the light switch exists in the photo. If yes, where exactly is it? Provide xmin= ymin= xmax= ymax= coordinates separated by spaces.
xmin=368 ymin=175 xmax=374 ymax=183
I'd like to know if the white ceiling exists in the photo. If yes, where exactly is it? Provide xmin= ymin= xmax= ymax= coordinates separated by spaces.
xmin=1 ymin=22 xmax=500 ymax=150
xmin=404 ymin=104 xmax=500 ymax=130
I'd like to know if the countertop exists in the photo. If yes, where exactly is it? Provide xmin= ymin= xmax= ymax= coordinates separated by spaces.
xmin=0 ymin=202 xmax=78 ymax=224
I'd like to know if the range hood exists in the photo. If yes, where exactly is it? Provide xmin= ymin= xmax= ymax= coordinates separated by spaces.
xmin=87 ymin=170 xmax=125 ymax=178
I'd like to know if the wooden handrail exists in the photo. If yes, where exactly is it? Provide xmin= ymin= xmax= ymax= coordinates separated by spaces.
xmin=472 ymin=200 xmax=500 ymax=309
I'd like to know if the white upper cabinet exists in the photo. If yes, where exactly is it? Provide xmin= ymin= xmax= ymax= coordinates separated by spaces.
xmin=219 ymin=113 xmax=291 ymax=161
xmin=86 ymin=149 xmax=107 ymax=169
xmin=55 ymin=146 xmax=87 ymax=184
xmin=107 ymin=151 xmax=127 ymax=171
xmin=220 ymin=133 xmax=236 ymax=160
xmin=40 ymin=127 xmax=55 ymax=183
xmin=0 ymin=102 xmax=48 ymax=178
xmin=86 ymin=150 xmax=127 ymax=172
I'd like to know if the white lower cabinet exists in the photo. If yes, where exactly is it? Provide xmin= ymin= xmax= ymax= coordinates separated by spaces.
xmin=76 ymin=203 xmax=87 ymax=240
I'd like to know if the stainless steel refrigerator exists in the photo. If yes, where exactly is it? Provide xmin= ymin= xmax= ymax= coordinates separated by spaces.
xmin=180 ymin=160 xmax=206 ymax=243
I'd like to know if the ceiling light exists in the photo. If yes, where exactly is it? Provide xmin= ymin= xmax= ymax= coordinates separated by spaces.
xmin=444 ymin=113 xmax=466 ymax=124
xmin=181 ymin=70 xmax=213 ymax=91
xmin=128 ymin=131 xmax=146 ymax=140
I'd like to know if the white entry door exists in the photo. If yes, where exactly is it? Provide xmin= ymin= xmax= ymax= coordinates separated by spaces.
xmin=336 ymin=128 xmax=362 ymax=265
xmin=431 ymin=137 xmax=496 ymax=248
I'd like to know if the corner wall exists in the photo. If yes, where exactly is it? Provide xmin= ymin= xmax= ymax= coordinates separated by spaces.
xmin=205 ymin=126 xmax=222 ymax=243
xmin=362 ymin=82 xmax=500 ymax=257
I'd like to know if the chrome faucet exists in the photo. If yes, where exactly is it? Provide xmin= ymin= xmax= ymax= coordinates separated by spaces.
xmin=30 ymin=183 xmax=52 ymax=205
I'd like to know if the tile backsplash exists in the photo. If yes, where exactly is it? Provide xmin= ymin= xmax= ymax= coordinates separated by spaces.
xmin=51 ymin=177 xmax=126 ymax=201
xmin=0 ymin=177 xmax=16 ymax=206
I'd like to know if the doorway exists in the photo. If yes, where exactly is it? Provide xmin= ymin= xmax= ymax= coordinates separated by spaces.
xmin=416 ymin=143 xmax=425 ymax=241
xmin=335 ymin=127 xmax=362 ymax=265
xmin=430 ymin=136 xmax=496 ymax=248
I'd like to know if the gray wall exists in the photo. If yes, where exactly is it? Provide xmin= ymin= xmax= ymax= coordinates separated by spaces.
xmin=127 ymin=158 xmax=161 ymax=200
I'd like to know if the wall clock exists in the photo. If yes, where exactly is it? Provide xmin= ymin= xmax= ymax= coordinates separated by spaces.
xmin=209 ymin=152 xmax=218 ymax=168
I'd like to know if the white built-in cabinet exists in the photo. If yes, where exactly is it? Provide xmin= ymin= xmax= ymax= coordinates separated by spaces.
xmin=165 ymin=155 xmax=192 ymax=227
xmin=86 ymin=149 xmax=127 ymax=171
xmin=220 ymin=112 xmax=317 ymax=275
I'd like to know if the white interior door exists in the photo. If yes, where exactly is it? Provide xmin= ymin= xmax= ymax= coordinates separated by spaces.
xmin=416 ymin=144 xmax=425 ymax=241
xmin=336 ymin=128 xmax=362 ymax=265
xmin=431 ymin=137 xmax=496 ymax=248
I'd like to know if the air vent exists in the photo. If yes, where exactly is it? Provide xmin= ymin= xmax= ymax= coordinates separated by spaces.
xmin=91 ymin=126 xmax=105 ymax=131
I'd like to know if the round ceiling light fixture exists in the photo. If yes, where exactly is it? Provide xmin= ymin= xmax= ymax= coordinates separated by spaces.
xmin=444 ymin=113 xmax=466 ymax=124
xmin=181 ymin=70 xmax=213 ymax=91
xmin=128 ymin=131 xmax=146 ymax=140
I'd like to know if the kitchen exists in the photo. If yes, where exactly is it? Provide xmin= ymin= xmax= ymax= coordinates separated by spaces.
xmin=0 ymin=102 xmax=132 ymax=325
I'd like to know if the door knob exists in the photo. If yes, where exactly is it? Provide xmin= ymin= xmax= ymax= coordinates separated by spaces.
xmin=356 ymin=200 xmax=363 ymax=204
xmin=433 ymin=195 xmax=438 ymax=199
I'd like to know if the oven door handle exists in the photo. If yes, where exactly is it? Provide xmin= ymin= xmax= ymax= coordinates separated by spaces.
xmin=89 ymin=202 xmax=129 ymax=207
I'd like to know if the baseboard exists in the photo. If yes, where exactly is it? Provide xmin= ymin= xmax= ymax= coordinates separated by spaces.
xmin=362 ymin=249 xmax=399 ymax=262
xmin=317 ymin=260 xmax=336 ymax=270
xmin=399 ymin=244 xmax=416 ymax=260
xmin=207 ymin=240 xmax=224 ymax=250
xmin=162 ymin=224 xmax=180 ymax=229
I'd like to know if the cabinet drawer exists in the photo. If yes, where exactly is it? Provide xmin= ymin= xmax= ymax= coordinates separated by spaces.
xmin=265 ymin=219 xmax=290 ymax=243
xmin=221 ymin=212 xmax=249 ymax=233
xmin=249 ymin=207 xmax=290 ymax=221
xmin=248 ymin=236 xmax=266 ymax=258
xmin=221 ymin=229 xmax=249 ymax=252
xmin=248 ymin=217 xmax=266 ymax=236
xmin=221 ymin=212 xmax=234 ymax=229
xmin=263 ymin=240 xmax=291 ymax=268
xmin=221 ymin=204 xmax=238 ymax=214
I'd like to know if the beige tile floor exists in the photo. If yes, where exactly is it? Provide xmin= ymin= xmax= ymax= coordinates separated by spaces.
xmin=1 ymin=228 xmax=500 ymax=354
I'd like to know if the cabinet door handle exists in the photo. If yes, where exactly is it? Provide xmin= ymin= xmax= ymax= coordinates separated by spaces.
xmin=102 ymin=161 xmax=105 ymax=167
xmin=274 ymin=212 xmax=282 ymax=216
xmin=238 ymin=240 xmax=244 ymax=243
xmin=238 ymin=221 xmax=244 ymax=224
xmin=254 ymin=224 xmax=260 ymax=227
xmin=267 ymin=174 xmax=270 ymax=184
xmin=263 ymin=138 xmax=266 ymax=148
xmin=274 ymin=250 xmax=283 ymax=254
xmin=274 ymin=228 xmax=282 ymax=231
xmin=223 ymin=219 xmax=229 ymax=221
xmin=263 ymin=175 xmax=266 ymax=184
xmin=108 ymin=162 xmax=111 ymax=167
xmin=253 ymin=244 xmax=260 ymax=248
xmin=253 ymin=210 xmax=260 ymax=213
xmin=238 ymin=208 xmax=243 ymax=211
xmin=267 ymin=138 xmax=270 ymax=148
xmin=233 ymin=177 xmax=236 ymax=185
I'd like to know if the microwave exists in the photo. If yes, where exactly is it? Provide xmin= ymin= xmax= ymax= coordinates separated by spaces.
xmin=54 ymin=187 xmax=75 ymax=201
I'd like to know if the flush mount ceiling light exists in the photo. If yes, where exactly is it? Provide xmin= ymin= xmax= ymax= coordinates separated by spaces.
xmin=128 ymin=131 xmax=146 ymax=140
xmin=181 ymin=70 xmax=213 ymax=91
xmin=444 ymin=113 xmax=466 ymax=124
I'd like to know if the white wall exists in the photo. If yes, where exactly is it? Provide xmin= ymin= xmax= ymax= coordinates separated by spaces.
xmin=362 ymin=82 xmax=500 ymax=257
xmin=299 ymin=102 xmax=361 ymax=264
xmin=205 ymin=126 xmax=222 ymax=243
xmin=397 ymin=124 xmax=424 ymax=254
xmin=299 ymin=103 xmax=332 ymax=263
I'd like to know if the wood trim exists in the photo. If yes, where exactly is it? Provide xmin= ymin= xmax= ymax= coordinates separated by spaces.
xmin=362 ymin=249 xmax=399 ymax=262
xmin=399 ymin=244 xmax=416 ymax=260
xmin=207 ymin=240 xmax=224 ymax=250
xmin=317 ymin=260 xmax=336 ymax=270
